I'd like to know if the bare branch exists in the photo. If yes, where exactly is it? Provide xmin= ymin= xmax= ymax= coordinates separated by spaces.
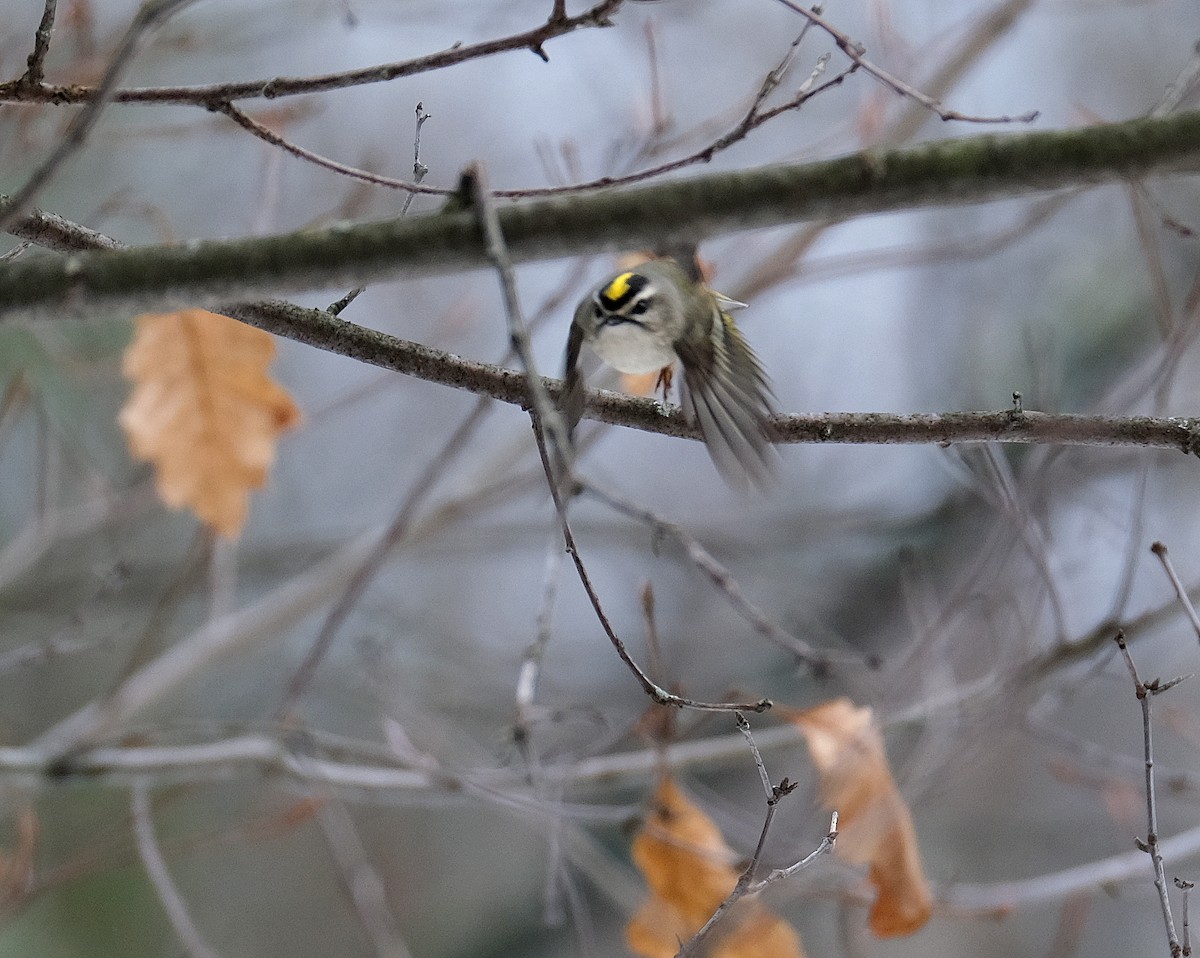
xmin=215 ymin=102 xmax=445 ymax=197
xmin=677 ymin=714 xmax=807 ymax=958
xmin=945 ymin=822 xmax=1200 ymax=912
xmin=1153 ymin=42 xmax=1200 ymax=117
xmin=0 ymin=722 xmax=816 ymax=794
xmin=1114 ymin=629 xmax=1183 ymax=956
xmin=5 ymin=111 xmax=1200 ymax=320
xmin=469 ymin=160 xmax=769 ymax=714
xmin=0 ymin=0 xmax=203 ymax=235
xmin=0 ymin=0 xmax=624 ymax=107
xmin=582 ymin=480 xmax=862 ymax=676
xmin=402 ymin=102 xmax=433 ymax=214
xmin=512 ymin=530 xmax=567 ymax=754
xmin=466 ymin=163 xmax=568 ymax=470
xmin=770 ymin=0 xmax=1039 ymax=124
xmin=311 ymin=792 xmax=415 ymax=958
xmin=751 ymin=811 xmax=837 ymax=887
xmin=1178 ymin=878 xmax=1195 ymax=957
xmin=132 ymin=782 xmax=224 ymax=958
xmin=19 ymin=0 xmax=59 ymax=88
xmin=1152 ymin=541 xmax=1200 ymax=642
xmin=737 ymin=711 xmax=775 ymax=800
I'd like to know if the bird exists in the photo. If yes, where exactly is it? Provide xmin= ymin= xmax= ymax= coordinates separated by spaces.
xmin=562 ymin=257 xmax=777 ymax=488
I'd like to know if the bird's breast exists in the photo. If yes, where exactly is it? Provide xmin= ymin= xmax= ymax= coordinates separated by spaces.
xmin=590 ymin=323 xmax=676 ymax=374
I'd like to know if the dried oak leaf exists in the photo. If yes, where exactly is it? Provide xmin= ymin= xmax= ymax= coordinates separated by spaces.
xmin=120 ymin=309 xmax=300 ymax=537
xmin=790 ymin=697 xmax=933 ymax=937
xmin=626 ymin=776 xmax=804 ymax=958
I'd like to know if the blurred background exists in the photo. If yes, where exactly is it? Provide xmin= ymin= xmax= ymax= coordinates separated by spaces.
xmin=2 ymin=0 xmax=1200 ymax=955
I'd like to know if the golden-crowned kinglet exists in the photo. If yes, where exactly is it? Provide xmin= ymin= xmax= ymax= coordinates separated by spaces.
xmin=562 ymin=257 xmax=777 ymax=488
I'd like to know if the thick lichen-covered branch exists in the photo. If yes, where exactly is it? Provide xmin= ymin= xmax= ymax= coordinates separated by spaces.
xmin=2 ymin=111 xmax=1199 ymax=322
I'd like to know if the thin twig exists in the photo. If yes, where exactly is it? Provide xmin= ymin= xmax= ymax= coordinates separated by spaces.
xmin=19 ymin=0 xmax=59 ymax=88
xmin=770 ymin=0 xmax=1039 ymax=124
xmin=539 ymin=450 xmax=772 ymax=711
xmin=677 ymin=714 xmax=802 ymax=958
xmin=274 ymin=405 xmax=511 ymax=716
xmin=276 ymin=265 xmax=584 ymax=715
xmin=401 ymin=102 xmax=432 ymax=215
xmin=207 ymin=50 xmax=853 ymax=203
xmin=555 ymin=435 xmax=766 ymax=711
xmin=1153 ymin=42 xmax=1200 ymax=117
xmin=1177 ymin=877 xmax=1195 ymax=957
xmin=678 ymin=743 xmax=833 ymax=955
xmin=0 ymin=242 xmax=32 ymax=261
xmin=0 ymin=0 xmax=202 ymax=235
xmin=465 ymin=162 xmax=569 ymax=474
xmin=1115 ymin=629 xmax=1185 ymax=957
xmin=0 ymin=0 xmax=624 ymax=106
xmin=311 ymin=789 xmax=415 ymax=958
xmin=0 ymin=720 xmax=812 ymax=795
xmin=737 ymin=711 xmax=774 ymax=799
xmin=582 ymin=479 xmax=861 ymax=676
xmin=513 ymin=529 xmax=567 ymax=754
xmin=485 ymin=54 xmax=856 ymax=199
xmin=751 ymin=812 xmax=838 ymax=887
xmin=131 ymin=782 xmax=224 ymax=958
xmin=640 ymin=581 xmax=665 ymax=680
xmin=470 ymin=159 xmax=757 ymax=698
xmin=676 ymin=801 xmax=781 ymax=957
xmin=215 ymin=101 xmax=443 ymax=196
xmin=320 ymin=106 xmax=430 ymax=339
xmin=470 ymin=191 xmax=767 ymax=715
xmin=1152 ymin=542 xmax=1200 ymax=642
xmin=326 ymin=286 xmax=363 ymax=316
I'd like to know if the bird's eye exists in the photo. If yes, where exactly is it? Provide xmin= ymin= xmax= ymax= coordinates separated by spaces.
xmin=593 ymin=303 xmax=604 ymax=318
xmin=629 ymin=299 xmax=650 ymax=316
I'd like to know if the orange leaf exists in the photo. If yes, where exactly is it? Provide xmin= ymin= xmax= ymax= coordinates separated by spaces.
xmin=120 ymin=309 xmax=300 ymax=537
xmin=626 ymin=777 xmax=805 ymax=958
xmin=790 ymin=698 xmax=933 ymax=937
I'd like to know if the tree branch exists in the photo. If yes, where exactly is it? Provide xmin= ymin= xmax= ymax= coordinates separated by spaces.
xmin=3 ymin=111 xmax=1200 ymax=321
xmin=0 ymin=0 xmax=623 ymax=106
xmin=137 ymin=300 xmax=1200 ymax=456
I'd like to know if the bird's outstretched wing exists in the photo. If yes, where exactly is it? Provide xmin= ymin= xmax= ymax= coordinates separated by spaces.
xmin=675 ymin=304 xmax=777 ymax=490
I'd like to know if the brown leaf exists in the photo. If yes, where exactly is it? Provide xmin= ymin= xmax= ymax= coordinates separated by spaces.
xmin=626 ymin=777 xmax=805 ymax=958
xmin=790 ymin=698 xmax=933 ymax=937
xmin=120 ymin=309 xmax=300 ymax=537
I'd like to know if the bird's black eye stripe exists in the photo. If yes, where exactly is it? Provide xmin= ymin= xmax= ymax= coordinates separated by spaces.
xmin=629 ymin=300 xmax=650 ymax=316
xmin=597 ymin=271 xmax=650 ymax=311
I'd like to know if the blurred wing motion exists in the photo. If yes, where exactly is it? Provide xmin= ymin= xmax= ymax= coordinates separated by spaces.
xmin=675 ymin=301 xmax=778 ymax=490
xmin=562 ymin=321 xmax=587 ymax=440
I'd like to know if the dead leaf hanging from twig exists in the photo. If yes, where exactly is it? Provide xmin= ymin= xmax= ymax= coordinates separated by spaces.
xmin=790 ymin=697 xmax=933 ymax=937
xmin=626 ymin=776 xmax=805 ymax=958
xmin=120 ymin=308 xmax=300 ymax=537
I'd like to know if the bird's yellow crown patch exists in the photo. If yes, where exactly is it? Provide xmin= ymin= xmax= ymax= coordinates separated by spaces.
xmin=597 ymin=271 xmax=647 ymax=310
